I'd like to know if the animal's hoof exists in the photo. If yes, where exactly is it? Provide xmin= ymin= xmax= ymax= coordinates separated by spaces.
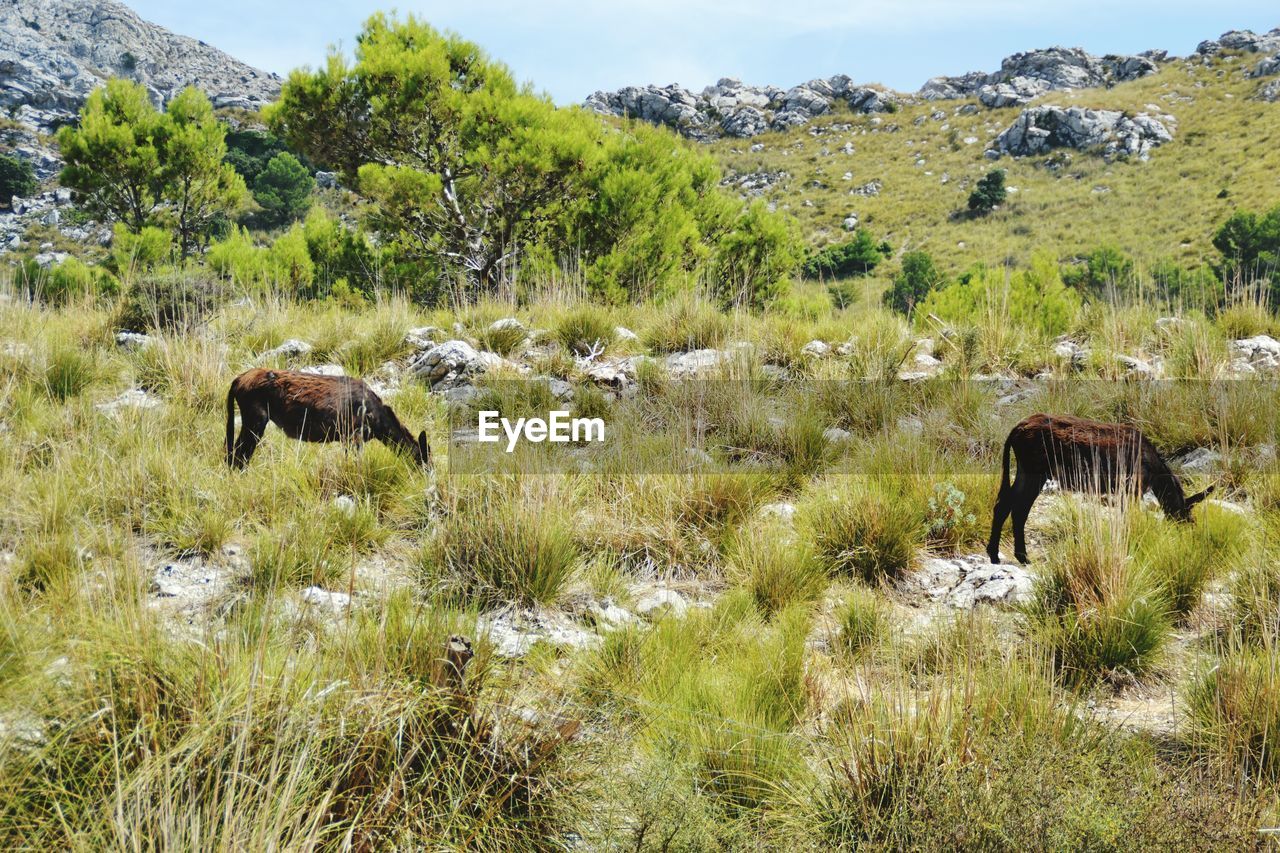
xmin=1015 ymin=554 xmax=1030 ymax=565
xmin=987 ymin=552 xmax=1001 ymax=565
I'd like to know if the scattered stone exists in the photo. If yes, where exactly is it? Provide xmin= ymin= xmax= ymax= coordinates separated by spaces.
xmin=262 ymin=338 xmax=313 ymax=359
xmin=1176 ymin=447 xmax=1223 ymax=476
xmin=115 ymin=331 xmax=155 ymax=351
xmin=634 ymin=588 xmax=690 ymax=619
xmin=993 ymin=105 xmax=1174 ymax=161
xmin=905 ymin=553 xmax=1034 ymax=608
xmin=488 ymin=317 xmax=525 ymax=334
xmin=758 ymin=501 xmax=798 ymax=522
xmin=664 ymin=348 xmax=727 ymax=378
xmin=95 ymin=388 xmax=161 ymax=415
xmin=298 ymin=586 xmax=352 ymax=615
xmin=300 ymin=363 xmax=344 ymax=376
xmin=800 ymin=339 xmax=831 ymax=358
xmin=614 ymin=325 xmax=638 ymax=342
xmin=331 ymin=495 xmax=357 ymax=516
xmin=405 ymin=326 xmax=444 ymax=350
xmin=823 ymin=426 xmax=853 ymax=443
xmin=921 ymin=46 xmax=1158 ymax=106
xmin=409 ymin=339 xmax=502 ymax=385
xmin=1230 ymin=335 xmax=1280 ymax=372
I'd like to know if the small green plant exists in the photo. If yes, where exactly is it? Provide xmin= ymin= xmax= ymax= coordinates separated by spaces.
xmin=1188 ymin=646 xmax=1280 ymax=781
xmin=0 ymin=154 xmax=37 ymax=204
xmin=644 ymin=294 xmax=730 ymax=353
xmin=883 ymin=251 xmax=941 ymax=317
xmin=727 ymin=522 xmax=827 ymax=616
xmin=800 ymin=481 xmax=922 ymax=584
xmin=835 ymin=587 xmax=887 ymax=657
xmin=967 ymin=168 xmax=1007 ymax=215
xmin=925 ymin=482 xmax=976 ymax=553
xmin=556 ymin=306 xmax=615 ymax=357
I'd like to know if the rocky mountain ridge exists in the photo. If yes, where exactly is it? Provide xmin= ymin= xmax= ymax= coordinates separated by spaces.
xmin=0 ymin=0 xmax=281 ymax=136
xmin=584 ymin=28 xmax=1280 ymax=142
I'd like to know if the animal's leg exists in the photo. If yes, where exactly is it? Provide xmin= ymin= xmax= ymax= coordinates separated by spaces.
xmin=231 ymin=404 xmax=270 ymax=469
xmin=1010 ymin=475 xmax=1046 ymax=564
xmin=987 ymin=486 xmax=1014 ymax=564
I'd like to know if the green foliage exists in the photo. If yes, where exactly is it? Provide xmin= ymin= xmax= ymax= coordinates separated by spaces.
xmin=800 ymin=229 xmax=887 ymax=280
xmin=712 ymin=200 xmax=801 ymax=309
xmin=727 ymin=521 xmax=826 ymax=616
xmin=43 ymin=259 xmax=119 ymax=305
xmin=1213 ymin=204 xmax=1280 ymax=290
xmin=555 ymin=305 xmax=615 ymax=357
xmin=799 ymin=481 xmax=923 ymax=584
xmin=1188 ymin=647 xmax=1280 ymax=781
xmin=835 ymin=587 xmax=888 ymax=657
xmin=921 ymin=253 xmax=1082 ymax=336
xmin=108 ymin=223 xmax=172 ymax=280
xmin=223 ymin=128 xmax=292 ymax=185
xmin=208 ymin=225 xmax=314 ymax=294
xmin=270 ymin=14 xmax=790 ymax=303
xmin=0 ymin=154 xmax=37 ymax=203
xmin=251 ymin=151 xmax=314 ymax=228
xmin=57 ymin=79 xmax=247 ymax=256
xmin=301 ymin=206 xmax=378 ymax=299
xmin=967 ymin=168 xmax=1006 ymax=215
xmin=883 ymin=250 xmax=941 ymax=316
xmin=642 ymin=293 xmax=730 ymax=353
xmin=116 ymin=271 xmax=229 ymax=332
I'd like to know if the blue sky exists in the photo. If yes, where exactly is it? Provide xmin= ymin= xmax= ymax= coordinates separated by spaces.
xmin=130 ymin=1 xmax=1278 ymax=104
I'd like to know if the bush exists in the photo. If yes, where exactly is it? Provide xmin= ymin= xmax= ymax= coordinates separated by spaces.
xmin=967 ymin=168 xmax=1006 ymax=215
xmin=799 ymin=482 xmax=922 ymax=584
xmin=1213 ymin=204 xmax=1280 ymax=288
xmin=1027 ymin=511 xmax=1172 ymax=686
xmin=251 ymin=151 xmax=314 ymax=228
xmin=0 ymin=154 xmax=37 ymax=204
xmin=883 ymin=251 xmax=941 ymax=317
xmin=712 ymin=200 xmax=801 ymax=309
xmin=643 ymin=294 xmax=731 ymax=354
xmin=556 ymin=306 xmax=615 ymax=357
xmin=431 ymin=478 xmax=581 ymax=606
xmin=921 ymin=253 xmax=1081 ymax=336
xmin=835 ymin=587 xmax=888 ymax=656
xmin=727 ymin=522 xmax=826 ymax=616
xmin=42 ymin=258 xmax=119 ymax=305
xmin=1188 ymin=647 xmax=1280 ymax=781
xmin=108 ymin=223 xmax=173 ymax=280
xmin=116 ymin=271 xmax=229 ymax=332
xmin=801 ymin=230 xmax=888 ymax=280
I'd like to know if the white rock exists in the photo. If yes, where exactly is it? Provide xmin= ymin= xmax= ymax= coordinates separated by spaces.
xmin=823 ymin=427 xmax=853 ymax=443
xmin=759 ymin=501 xmax=798 ymax=522
xmin=488 ymin=317 xmax=525 ymax=334
xmin=800 ymin=339 xmax=831 ymax=358
xmin=115 ymin=331 xmax=155 ymax=351
xmin=634 ymin=588 xmax=689 ymax=619
xmin=298 ymin=586 xmax=351 ymax=614
xmin=614 ymin=326 xmax=639 ymax=342
xmin=262 ymin=338 xmax=312 ymax=359
xmin=300 ymin=364 xmax=344 ymax=376
xmin=906 ymin=553 xmax=1034 ymax=608
xmin=664 ymin=349 xmax=727 ymax=378
xmin=331 ymin=495 xmax=357 ymax=516
xmin=96 ymin=389 xmax=161 ymax=415
xmin=1176 ymin=447 xmax=1223 ymax=476
xmin=405 ymin=326 xmax=443 ymax=350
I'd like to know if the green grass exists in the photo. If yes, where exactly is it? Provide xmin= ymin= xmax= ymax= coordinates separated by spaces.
xmin=2 ymin=282 xmax=1279 ymax=845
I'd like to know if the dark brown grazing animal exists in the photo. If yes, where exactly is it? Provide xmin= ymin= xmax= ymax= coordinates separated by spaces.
xmin=987 ymin=413 xmax=1212 ymax=564
xmin=226 ymin=368 xmax=431 ymax=469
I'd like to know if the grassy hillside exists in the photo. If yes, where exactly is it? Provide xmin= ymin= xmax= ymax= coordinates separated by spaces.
xmin=2 ymin=284 xmax=1280 ymax=845
xmin=710 ymin=52 xmax=1280 ymax=274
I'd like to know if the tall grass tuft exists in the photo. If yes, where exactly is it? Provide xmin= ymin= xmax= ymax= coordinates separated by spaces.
xmin=799 ymin=479 xmax=923 ymax=584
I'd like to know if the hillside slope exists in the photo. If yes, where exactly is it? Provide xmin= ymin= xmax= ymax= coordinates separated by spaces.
xmin=708 ymin=56 xmax=1279 ymax=272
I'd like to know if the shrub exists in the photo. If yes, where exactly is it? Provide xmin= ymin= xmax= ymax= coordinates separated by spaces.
xmin=116 ymin=271 xmax=229 ymax=332
xmin=108 ymin=223 xmax=173 ymax=280
xmin=799 ymin=482 xmax=923 ymax=584
xmin=1188 ymin=647 xmax=1280 ymax=781
xmin=727 ymin=522 xmax=826 ymax=616
xmin=883 ymin=251 xmax=941 ymax=317
xmin=835 ymin=587 xmax=888 ymax=657
xmin=476 ymin=321 xmax=528 ymax=357
xmin=43 ymin=258 xmax=119 ymax=306
xmin=1227 ymin=559 xmax=1280 ymax=645
xmin=42 ymin=345 xmax=100 ymax=402
xmin=1213 ymin=204 xmax=1280 ymax=288
xmin=921 ymin=253 xmax=1081 ymax=336
xmin=643 ymin=294 xmax=731 ymax=353
xmin=555 ymin=306 xmax=615 ymax=357
xmin=0 ymin=154 xmax=37 ymax=204
xmin=1027 ymin=510 xmax=1172 ymax=686
xmin=801 ymin=230 xmax=887 ymax=280
xmin=431 ymin=477 xmax=581 ymax=606
xmin=712 ymin=200 xmax=801 ymax=309
xmin=252 ymin=151 xmax=314 ymax=228
xmin=967 ymin=168 xmax=1006 ymax=215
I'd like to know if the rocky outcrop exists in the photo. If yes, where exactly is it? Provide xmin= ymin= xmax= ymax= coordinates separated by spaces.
xmin=584 ymin=75 xmax=904 ymax=141
xmin=921 ymin=46 xmax=1159 ymax=108
xmin=1195 ymin=28 xmax=1280 ymax=59
xmin=0 ymin=0 xmax=281 ymax=135
xmin=992 ymin=105 xmax=1174 ymax=161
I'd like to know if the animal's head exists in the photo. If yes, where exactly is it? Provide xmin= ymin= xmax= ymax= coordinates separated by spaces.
xmin=1169 ymin=485 xmax=1215 ymax=522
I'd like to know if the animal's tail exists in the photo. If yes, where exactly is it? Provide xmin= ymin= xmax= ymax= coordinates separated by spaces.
xmin=225 ymin=382 xmax=237 ymax=466
xmin=1000 ymin=431 xmax=1014 ymax=493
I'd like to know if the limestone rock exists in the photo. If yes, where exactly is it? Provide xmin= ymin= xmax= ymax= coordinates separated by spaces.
xmin=993 ymin=105 xmax=1174 ymax=161
xmin=906 ymin=553 xmax=1034 ymax=608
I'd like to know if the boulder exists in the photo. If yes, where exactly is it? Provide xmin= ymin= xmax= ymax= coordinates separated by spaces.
xmin=905 ymin=553 xmax=1034 ymax=608
xmin=405 ymin=326 xmax=444 ymax=350
xmin=800 ymin=340 xmax=831 ymax=358
xmin=262 ymin=338 xmax=313 ymax=359
xmin=993 ymin=105 xmax=1174 ymax=161
xmin=1196 ymin=28 xmax=1280 ymax=59
xmin=664 ymin=348 xmax=728 ymax=378
xmin=115 ymin=331 xmax=155 ymax=351
xmin=1230 ymin=335 xmax=1280 ymax=372
xmin=920 ymin=46 xmax=1158 ymax=106
xmin=95 ymin=388 xmax=162 ymax=415
xmin=409 ymin=339 xmax=497 ymax=385
xmin=634 ymin=588 xmax=689 ymax=619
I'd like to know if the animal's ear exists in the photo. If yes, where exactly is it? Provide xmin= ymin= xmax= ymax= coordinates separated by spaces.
xmin=1185 ymin=485 xmax=1215 ymax=508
